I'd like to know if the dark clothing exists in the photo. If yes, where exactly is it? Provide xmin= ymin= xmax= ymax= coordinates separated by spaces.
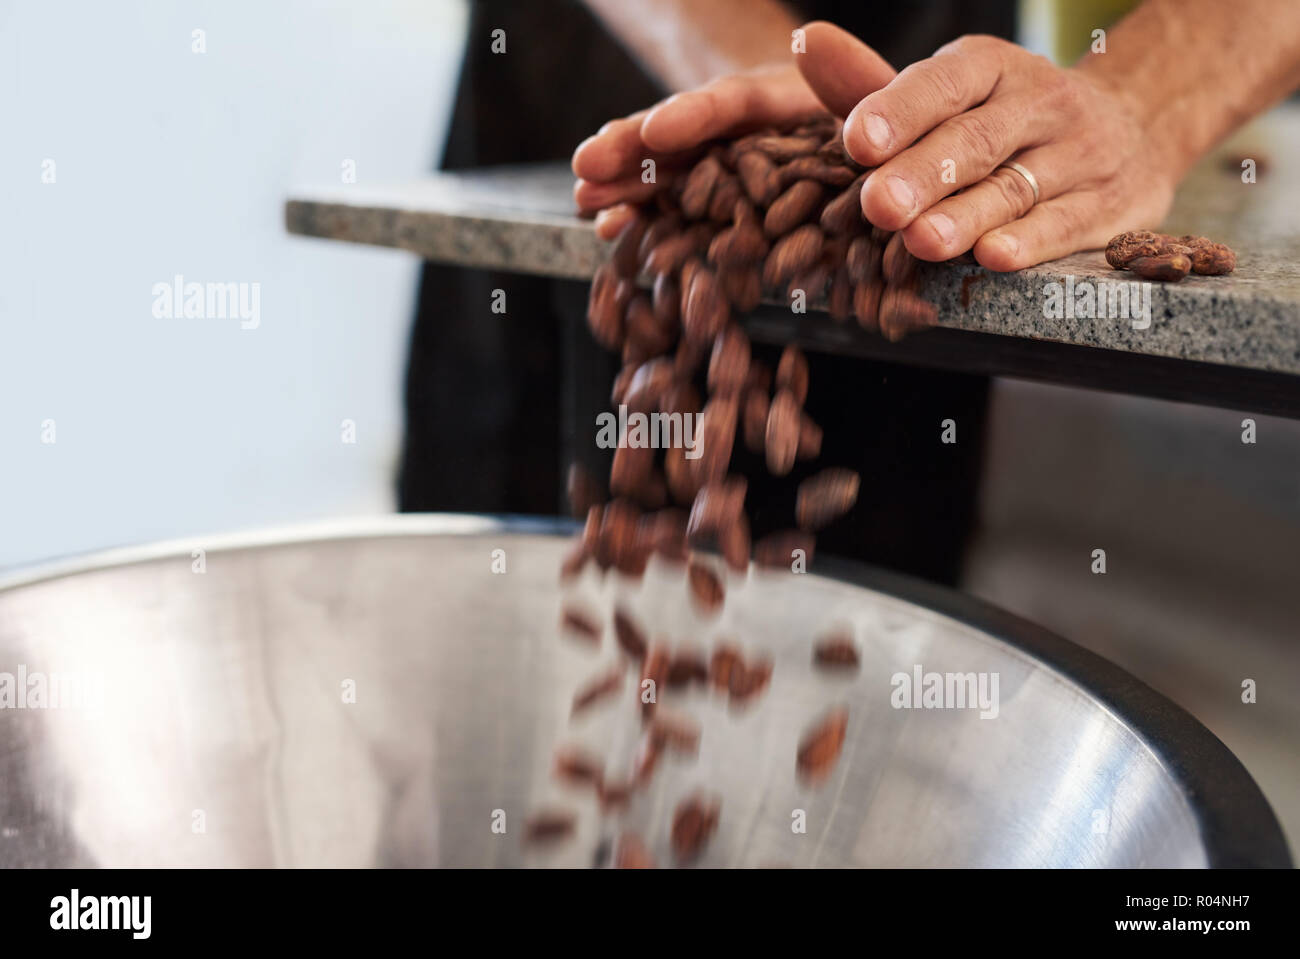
xmin=400 ymin=0 xmax=1014 ymax=585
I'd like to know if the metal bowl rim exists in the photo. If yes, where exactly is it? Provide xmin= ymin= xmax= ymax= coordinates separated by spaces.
xmin=1 ymin=513 xmax=1289 ymax=868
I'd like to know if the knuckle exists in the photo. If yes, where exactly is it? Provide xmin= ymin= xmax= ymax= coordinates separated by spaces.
xmin=926 ymin=60 xmax=967 ymax=112
xmin=950 ymin=113 xmax=1007 ymax=164
xmin=989 ymin=167 xmax=1035 ymax=216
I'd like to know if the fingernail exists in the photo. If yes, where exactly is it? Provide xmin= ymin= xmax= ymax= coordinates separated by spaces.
xmin=988 ymin=232 xmax=1020 ymax=260
xmin=862 ymin=113 xmax=892 ymax=152
xmin=925 ymin=213 xmax=956 ymax=247
xmin=885 ymin=176 xmax=916 ymax=215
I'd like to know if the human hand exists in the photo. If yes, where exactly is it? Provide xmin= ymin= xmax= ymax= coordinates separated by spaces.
xmin=836 ymin=33 xmax=1177 ymax=271
xmin=572 ymin=22 xmax=896 ymax=240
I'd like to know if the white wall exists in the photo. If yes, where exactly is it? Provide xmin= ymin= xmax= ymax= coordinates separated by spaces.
xmin=1 ymin=0 xmax=468 ymax=568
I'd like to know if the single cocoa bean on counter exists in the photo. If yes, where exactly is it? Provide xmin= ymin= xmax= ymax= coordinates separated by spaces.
xmin=1128 ymin=253 xmax=1192 ymax=282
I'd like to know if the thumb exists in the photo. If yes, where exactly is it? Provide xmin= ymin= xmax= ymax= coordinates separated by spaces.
xmin=795 ymin=21 xmax=897 ymax=118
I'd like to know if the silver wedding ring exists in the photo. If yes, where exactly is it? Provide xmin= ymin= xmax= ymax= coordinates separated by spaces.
xmin=998 ymin=160 xmax=1041 ymax=206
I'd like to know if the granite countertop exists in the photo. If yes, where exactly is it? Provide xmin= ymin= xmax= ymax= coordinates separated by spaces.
xmin=285 ymin=106 xmax=1300 ymax=378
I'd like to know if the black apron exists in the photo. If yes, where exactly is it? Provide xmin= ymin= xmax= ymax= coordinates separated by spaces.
xmin=400 ymin=0 xmax=1015 ymax=585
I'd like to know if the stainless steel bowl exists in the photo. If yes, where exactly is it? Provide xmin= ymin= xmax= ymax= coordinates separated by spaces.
xmin=0 ymin=517 xmax=1288 ymax=868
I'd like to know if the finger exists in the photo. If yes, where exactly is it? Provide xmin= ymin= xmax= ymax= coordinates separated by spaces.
xmin=844 ymin=35 xmax=1007 ymax=167
xmin=639 ymin=69 xmax=823 ymax=154
xmin=572 ymin=111 xmax=650 ymax=182
xmin=973 ymin=190 xmax=1117 ymax=271
xmin=899 ymin=145 xmax=1061 ymax=261
xmin=594 ymin=204 xmax=638 ymax=240
xmin=573 ymin=175 xmax=665 ymax=214
xmin=795 ymin=21 xmax=896 ymax=117
xmin=860 ymin=99 xmax=1041 ymax=230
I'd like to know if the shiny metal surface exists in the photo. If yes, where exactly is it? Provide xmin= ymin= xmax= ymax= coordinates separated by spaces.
xmin=0 ymin=516 xmax=1287 ymax=867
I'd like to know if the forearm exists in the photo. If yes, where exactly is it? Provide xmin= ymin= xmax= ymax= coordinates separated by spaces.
xmin=583 ymin=0 xmax=799 ymax=91
xmin=1077 ymin=0 xmax=1300 ymax=181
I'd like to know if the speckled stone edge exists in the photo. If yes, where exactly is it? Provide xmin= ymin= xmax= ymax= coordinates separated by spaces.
xmin=285 ymin=199 xmax=1300 ymax=377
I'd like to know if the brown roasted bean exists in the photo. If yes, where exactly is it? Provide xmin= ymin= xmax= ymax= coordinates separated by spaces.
xmin=681 ymin=155 xmax=722 ymax=220
xmin=665 ymin=444 xmax=702 ymax=506
xmin=881 ymin=231 xmax=917 ymax=285
xmin=561 ymin=605 xmax=601 ymax=645
xmin=611 ymin=213 xmax=648 ymax=278
xmin=878 ymin=285 xmax=938 ymax=341
xmin=719 ymin=263 xmax=762 ymax=312
xmin=687 ymin=557 xmax=725 ymax=614
xmin=1128 ymin=253 xmax=1192 ymax=282
xmin=764 ymin=387 xmax=801 ymax=476
xmin=707 ymin=325 xmax=751 ymax=396
xmin=764 ymin=179 xmax=824 ymax=237
xmin=572 ymin=664 xmax=625 ymax=715
xmin=523 ymin=809 xmax=577 ymax=844
xmin=797 ymin=412 xmax=822 ymax=459
xmin=666 ymin=649 xmax=710 ymax=689
xmin=682 ymin=266 xmax=730 ymax=346
xmin=651 ymin=709 xmax=702 ymax=752
xmin=708 ymin=174 xmax=742 ymax=223
xmin=728 ymin=655 xmax=772 ymax=705
xmin=736 ymin=150 xmax=781 ymax=205
xmin=708 ymin=643 xmax=742 ymax=690
xmin=587 ymin=262 xmax=627 ymax=351
xmin=763 ymin=225 xmax=824 ymax=289
xmin=652 ymin=271 xmax=680 ymax=332
xmin=797 ymin=707 xmax=849 ymax=786
xmin=828 ymin=267 xmax=853 ymax=322
xmin=751 ymin=134 xmax=821 ymax=161
xmin=687 ymin=477 xmax=747 ymax=545
xmin=670 ymin=793 xmax=721 ymax=863
xmin=796 ymin=468 xmax=860 ymax=531
xmin=775 ymin=345 xmax=809 ymax=404
xmin=814 ymin=630 xmax=860 ymax=671
xmin=853 ymin=277 xmax=882 ymax=332
xmin=819 ymin=172 xmax=869 ymax=234
xmin=691 ymin=396 xmax=738 ymax=483
xmin=613 ymin=606 xmax=649 ymax=660
xmin=845 ymin=234 xmax=881 ymax=285
xmin=553 ymin=744 xmax=604 ymax=788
